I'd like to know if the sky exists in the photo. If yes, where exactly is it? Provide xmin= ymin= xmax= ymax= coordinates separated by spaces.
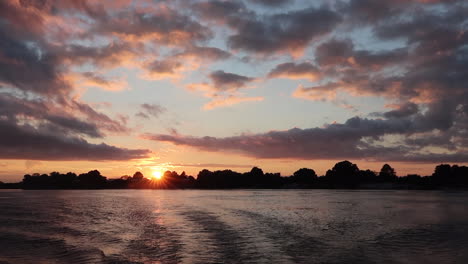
xmin=1 ymin=0 xmax=467 ymax=181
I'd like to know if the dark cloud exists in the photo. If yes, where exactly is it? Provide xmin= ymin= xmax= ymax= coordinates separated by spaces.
xmin=192 ymin=0 xmax=249 ymax=22
xmin=315 ymin=38 xmax=407 ymax=69
xmin=315 ymin=39 xmax=353 ymax=66
xmin=0 ymin=24 xmax=69 ymax=95
xmin=146 ymin=60 xmax=183 ymax=75
xmin=383 ymin=103 xmax=419 ymax=119
xmin=93 ymin=7 xmax=212 ymax=45
xmin=0 ymin=118 xmax=150 ymax=161
xmin=176 ymin=46 xmax=231 ymax=61
xmin=340 ymin=0 xmax=460 ymax=25
xmin=142 ymin=116 xmax=406 ymax=160
xmin=56 ymin=41 xmax=140 ymax=69
xmin=136 ymin=104 xmax=166 ymax=119
xmin=143 ymin=46 xmax=231 ymax=79
xmin=2 ymin=0 xmax=468 ymax=165
xmin=342 ymin=0 xmax=402 ymax=24
xmin=0 ymin=1 xmax=146 ymax=161
xmin=70 ymin=100 xmax=130 ymax=134
xmin=248 ymin=0 xmax=293 ymax=7
xmin=186 ymin=70 xmax=261 ymax=109
xmin=227 ymin=6 xmax=341 ymax=55
xmin=0 ymin=2 xmax=38 ymax=34
xmin=0 ymin=93 xmax=102 ymax=138
xmin=404 ymin=134 xmax=456 ymax=150
xmin=389 ymin=152 xmax=468 ymax=164
xmin=82 ymin=72 xmax=112 ymax=86
xmin=42 ymin=115 xmax=103 ymax=138
xmin=267 ymin=62 xmax=321 ymax=80
xmin=209 ymin=70 xmax=255 ymax=91
xmin=297 ymin=2 xmax=468 ymax=165
xmin=18 ymin=0 xmax=108 ymax=18
xmin=145 ymin=106 xmax=468 ymax=162
xmin=80 ymin=72 xmax=127 ymax=91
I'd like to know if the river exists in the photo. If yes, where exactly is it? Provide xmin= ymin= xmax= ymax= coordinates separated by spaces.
xmin=0 ymin=189 xmax=467 ymax=263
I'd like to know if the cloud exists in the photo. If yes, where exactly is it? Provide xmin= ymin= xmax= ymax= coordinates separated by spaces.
xmin=145 ymin=115 xmax=404 ymax=158
xmin=187 ymin=70 xmax=260 ymax=109
xmin=296 ymin=2 xmax=468 ymax=138
xmin=268 ymin=62 xmax=321 ymax=81
xmin=203 ymin=95 xmax=264 ymax=110
xmin=2 ymin=0 xmax=468 ymax=166
xmin=144 ymin=105 xmax=468 ymax=163
xmin=248 ymin=0 xmax=293 ymax=7
xmin=209 ymin=70 xmax=255 ymax=91
xmin=195 ymin=2 xmax=341 ymax=55
xmin=382 ymin=103 xmax=419 ymax=119
xmin=292 ymin=84 xmax=340 ymax=101
xmin=144 ymin=59 xmax=184 ymax=80
xmin=79 ymin=72 xmax=128 ymax=91
xmin=187 ymin=71 xmax=256 ymax=96
xmin=0 ymin=6 xmax=140 ymax=161
xmin=0 ymin=93 xmax=104 ymax=138
xmin=227 ymin=6 xmax=341 ymax=55
xmin=0 ymin=23 xmax=70 ymax=96
xmin=341 ymin=0 xmax=403 ymax=24
xmin=176 ymin=46 xmax=231 ymax=61
xmin=136 ymin=103 xmax=166 ymax=119
xmin=142 ymin=46 xmax=231 ymax=80
xmin=70 ymin=100 xmax=131 ymax=135
xmin=0 ymin=118 xmax=150 ymax=161
xmin=192 ymin=0 xmax=249 ymax=23
xmin=342 ymin=0 xmax=461 ymax=26
xmin=16 ymin=0 xmax=109 ymax=19
xmin=315 ymin=38 xmax=407 ymax=69
xmin=93 ymin=6 xmax=212 ymax=45
xmin=57 ymin=41 xmax=139 ymax=69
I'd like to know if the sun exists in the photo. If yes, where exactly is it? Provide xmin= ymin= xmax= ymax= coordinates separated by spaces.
xmin=152 ymin=170 xmax=163 ymax=180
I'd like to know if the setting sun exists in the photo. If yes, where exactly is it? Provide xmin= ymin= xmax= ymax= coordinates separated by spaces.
xmin=152 ymin=170 xmax=163 ymax=180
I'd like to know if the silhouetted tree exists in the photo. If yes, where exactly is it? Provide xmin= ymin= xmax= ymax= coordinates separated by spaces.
xmin=133 ymin=171 xmax=144 ymax=180
xmin=78 ymin=170 xmax=106 ymax=188
xmin=433 ymin=164 xmax=451 ymax=178
xmin=379 ymin=164 xmax=397 ymax=182
xmin=293 ymin=168 xmax=317 ymax=183
xmin=398 ymin=174 xmax=431 ymax=188
xmin=196 ymin=169 xmax=218 ymax=188
xmin=325 ymin=160 xmax=360 ymax=187
xmin=22 ymin=173 xmax=53 ymax=189
xmin=432 ymin=164 xmax=468 ymax=186
xmin=161 ymin=171 xmax=193 ymax=189
xmin=359 ymin=169 xmax=378 ymax=183
xmin=452 ymin=165 xmax=468 ymax=185
xmin=250 ymin=167 xmax=264 ymax=177
xmin=13 ymin=163 xmax=468 ymax=190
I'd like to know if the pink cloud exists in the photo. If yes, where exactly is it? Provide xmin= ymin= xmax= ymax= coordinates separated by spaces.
xmin=203 ymin=95 xmax=264 ymax=110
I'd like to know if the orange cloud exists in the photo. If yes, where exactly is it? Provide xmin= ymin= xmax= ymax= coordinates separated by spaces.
xmin=203 ymin=95 xmax=264 ymax=110
xmin=268 ymin=62 xmax=321 ymax=81
xmin=292 ymin=84 xmax=339 ymax=101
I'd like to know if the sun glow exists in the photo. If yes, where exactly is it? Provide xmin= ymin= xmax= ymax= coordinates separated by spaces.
xmin=152 ymin=170 xmax=163 ymax=180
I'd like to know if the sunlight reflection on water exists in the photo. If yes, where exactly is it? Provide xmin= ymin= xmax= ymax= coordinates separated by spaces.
xmin=0 ymin=189 xmax=467 ymax=263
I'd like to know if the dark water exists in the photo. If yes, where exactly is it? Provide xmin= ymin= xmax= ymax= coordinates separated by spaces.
xmin=0 ymin=190 xmax=468 ymax=264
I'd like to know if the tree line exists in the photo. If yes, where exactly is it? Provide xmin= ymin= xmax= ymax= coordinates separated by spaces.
xmin=0 ymin=161 xmax=467 ymax=190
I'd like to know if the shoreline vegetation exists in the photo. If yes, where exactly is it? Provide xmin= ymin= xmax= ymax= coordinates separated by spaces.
xmin=0 ymin=161 xmax=467 ymax=190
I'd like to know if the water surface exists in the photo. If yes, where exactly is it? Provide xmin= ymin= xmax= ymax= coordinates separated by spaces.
xmin=0 ymin=189 xmax=467 ymax=263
